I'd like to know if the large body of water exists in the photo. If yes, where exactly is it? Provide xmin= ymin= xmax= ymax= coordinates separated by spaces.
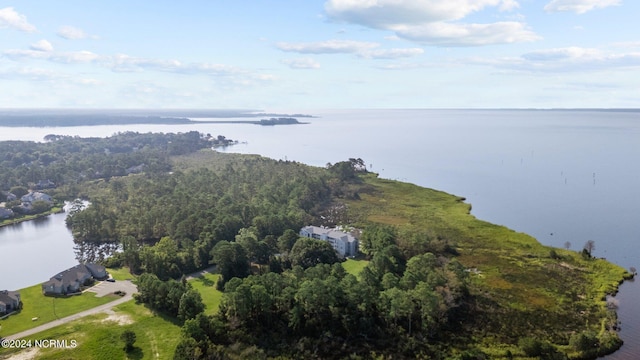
xmin=1 ymin=109 xmax=638 ymax=357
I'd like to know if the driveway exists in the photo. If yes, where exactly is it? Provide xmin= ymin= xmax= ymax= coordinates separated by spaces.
xmin=84 ymin=279 xmax=137 ymax=297
xmin=3 ymin=280 xmax=138 ymax=341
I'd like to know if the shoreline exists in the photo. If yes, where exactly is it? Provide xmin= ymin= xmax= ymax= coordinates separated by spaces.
xmin=0 ymin=207 xmax=64 ymax=229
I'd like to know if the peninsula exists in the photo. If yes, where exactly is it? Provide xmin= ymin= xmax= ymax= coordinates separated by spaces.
xmin=0 ymin=133 xmax=632 ymax=360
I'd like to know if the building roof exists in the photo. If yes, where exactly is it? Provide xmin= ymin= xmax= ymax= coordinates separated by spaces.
xmin=42 ymin=263 xmax=98 ymax=293
xmin=21 ymin=191 xmax=53 ymax=204
xmin=0 ymin=290 xmax=20 ymax=306
xmin=301 ymin=225 xmax=358 ymax=243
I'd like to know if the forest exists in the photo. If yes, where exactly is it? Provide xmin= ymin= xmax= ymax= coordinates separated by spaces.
xmin=0 ymin=132 xmax=632 ymax=359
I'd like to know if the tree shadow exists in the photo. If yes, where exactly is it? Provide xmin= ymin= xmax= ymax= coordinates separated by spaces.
xmin=196 ymin=276 xmax=215 ymax=287
xmin=125 ymin=346 xmax=144 ymax=360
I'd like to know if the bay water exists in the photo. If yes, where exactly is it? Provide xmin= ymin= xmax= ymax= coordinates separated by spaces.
xmin=0 ymin=109 xmax=638 ymax=357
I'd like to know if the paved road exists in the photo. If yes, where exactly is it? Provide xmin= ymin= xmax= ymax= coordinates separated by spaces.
xmin=185 ymin=265 xmax=216 ymax=281
xmin=3 ymin=280 xmax=138 ymax=341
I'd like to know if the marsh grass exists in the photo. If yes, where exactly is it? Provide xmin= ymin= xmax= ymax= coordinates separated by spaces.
xmin=346 ymin=173 xmax=631 ymax=356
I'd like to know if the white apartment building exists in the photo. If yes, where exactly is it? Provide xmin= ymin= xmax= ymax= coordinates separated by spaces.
xmin=299 ymin=225 xmax=359 ymax=257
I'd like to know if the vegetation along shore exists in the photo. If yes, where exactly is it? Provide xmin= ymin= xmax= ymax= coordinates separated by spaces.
xmin=0 ymin=131 xmax=632 ymax=359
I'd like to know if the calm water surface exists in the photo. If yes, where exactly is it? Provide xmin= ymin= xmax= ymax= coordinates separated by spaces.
xmin=0 ymin=109 xmax=638 ymax=357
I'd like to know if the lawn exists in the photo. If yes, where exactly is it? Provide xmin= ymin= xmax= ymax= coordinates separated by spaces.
xmin=0 ymin=283 xmax=117 ymax=337
xmin=188 ymin=273 xmax=223 ymax=314
xmin=0 ymin=301 xmax=182 ymax=360
xmin=343 ymin=258 xmax=369 ymax=279
xmin=106 ymin=266 xmax=137 ymax=281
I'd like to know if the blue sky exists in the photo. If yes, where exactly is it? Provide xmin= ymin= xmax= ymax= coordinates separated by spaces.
xmin=0 ymin=0 xmax=638 ymax=109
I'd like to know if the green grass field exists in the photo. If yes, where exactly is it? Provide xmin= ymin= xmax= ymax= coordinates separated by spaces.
xmin=0 ymin=301 xmax=182 ymax=360
xmin=0 ymin=283 xmax=117 ymax=337
xmin=188 ymin=273 xmax=223 ymax=315
xmin=106 ymin=267 xmax=137 ymax=281
xmin=343 ymin=258 xmax=369 ymax=279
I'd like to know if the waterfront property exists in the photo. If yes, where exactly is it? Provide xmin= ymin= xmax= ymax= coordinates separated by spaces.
xmin=20 ymin=191 xmax=53 ymax=205
xmin=299 ymin=225 xmax=359 ymax=257
xmin=0 ymin=290 xmax=21 ymax=315
xmin=42 ymin=263 xmax=108 ymax=296
xmin=0 ymin=207 xmax=13 ymax=219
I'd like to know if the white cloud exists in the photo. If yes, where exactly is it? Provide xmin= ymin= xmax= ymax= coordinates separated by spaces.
xmin=393 ymin=21 xmax=539 ymax=46
xmin=365 ymin=48 xmax=424 ymax=59
xmin=544 ymin=0 xmax=621 ymax=14
xmin=0 ymin=66 xmax=100 ymax=85
xmin=30 ymin=40 xmax=54 ymax=52
xmin=276 ymin=39 xmax=424 ymax=59
xmin=2 ymin=44 xmax=274 ymax=86
xmin=521 ymin=46 xmax=601 ymax=61
xmin=469 ymin=46 xmax=640 ymax=72
xmin=0 ymin=7 xmax=36 ymax=32
xmin=325 ymin=0 xmax=518 ymax=26
xmin=276 ymin=40 xmax=379 ymax=54
xmin=324 ymin=0 xmax=539 ymax=46
xmin=57 ymin=25 xmax=90 ymax=40
xmin=281 ymin=58 xmax=321 ymax=69
xmin=3 ymin=48 xmax=100 ymax=63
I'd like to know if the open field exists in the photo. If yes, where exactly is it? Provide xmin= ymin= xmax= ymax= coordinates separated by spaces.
xmin=0 ymin=301 xmax=182 ymax=360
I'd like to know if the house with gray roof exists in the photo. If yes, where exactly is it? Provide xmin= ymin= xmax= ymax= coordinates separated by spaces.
xmin=42 ymin=263 xmax=108 ymax=296
xmin=300 ymin=225 xmax=359 ymax=257
xmin=0 ymin=290 xmax=21 ymax=315
xmin=0 ymin=207 xmax=13 ymax=219
xmin=1 ymin=191 xmax=17 ymax=202
xmin=21 ymin=191 xmax=53 ymax=205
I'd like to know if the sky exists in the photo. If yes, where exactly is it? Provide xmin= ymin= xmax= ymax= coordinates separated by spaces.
xmin=0 ymin=0 xmax=638 ymax=109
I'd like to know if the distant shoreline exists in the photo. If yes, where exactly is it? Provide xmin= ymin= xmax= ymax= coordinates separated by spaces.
xmin=0 ymin=110 xmax=314 ymax=127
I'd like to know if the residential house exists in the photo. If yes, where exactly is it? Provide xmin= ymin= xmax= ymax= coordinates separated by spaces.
xmin=42 ymin=263 xmax=107 ymax=296
xmin=21 ymin=191 xmax=53 ymax=205
xmin=300 ymin=225 xmax=359 ymax=257
xmin=34 ymin=179 xmax=56 ymax=190
xmin=85 ymin=263 xmax=108 ymax=280
xmin=1 ymin=191 xmax=17 ymax=202
xmin=0 ymin=207 xmax=13 ymax=219
xmin=0 ymin=290 xmax=21 ymax=315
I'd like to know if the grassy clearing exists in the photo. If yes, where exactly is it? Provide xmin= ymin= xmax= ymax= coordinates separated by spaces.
xmin=0 ymin=283 xmax=116 ymax=337
xmin=0 ymin=301 xmax=182 ymax=360
xmin=343 ymin=258 xmax=369 ymax=279
xmin=188 ymin=273 xmax=223 ymax=314
xmin=106 ymin=266 xmax=137 ymax=281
